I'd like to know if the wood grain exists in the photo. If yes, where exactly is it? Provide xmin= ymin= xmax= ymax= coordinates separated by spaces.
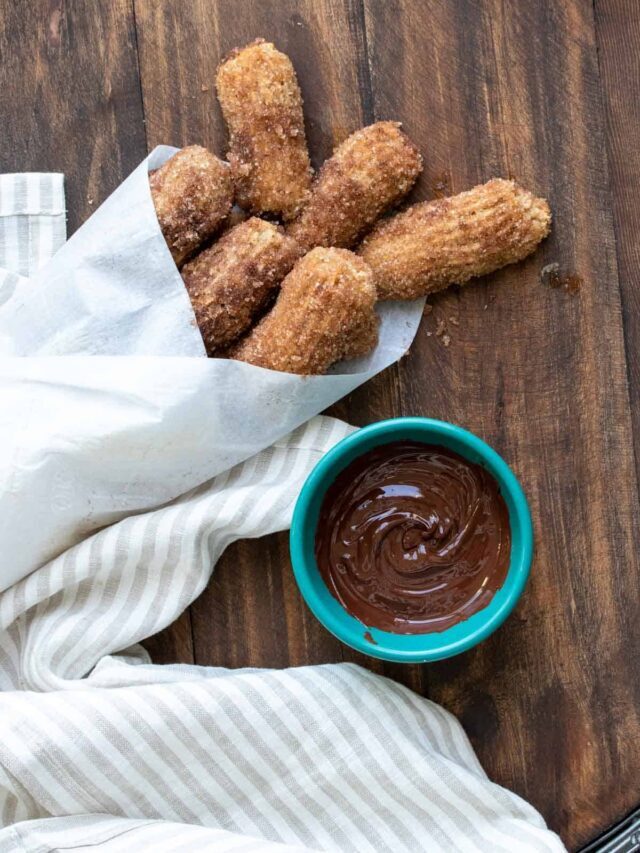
xmin=140 ymin=0 xmax=640 ymax=845
xmin=135 ymin=1 xmax=640 ymax=845
xmin=133 ymin=0 xmax=423 ymax=692
xmin=0 ymin=0 xmax=194 ymax=665
xmin=4 ymin=0 xmax=640 ymax=847
xmin=0 ymin=0 xmax=146 ymax=234
xmin=363 ymin=1 xmax=640 ymax=847
xmin=592 ymin=4 xmax=640 ymax=837
xmin=143 ymin=609 xmax=195 ymax=665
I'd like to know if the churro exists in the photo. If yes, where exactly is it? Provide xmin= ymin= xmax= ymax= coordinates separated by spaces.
xmin=182 ymin=217 xmax=301 ymax=354
xmin=287 ymin=122 xmax=422 ymax=251
xmin=149 ymin=145 xmax=233 ymax=267
xmin=340 ymin=311 xmax=380 ymax=361
xmin=232 ymin=247 xmax=378 ymax=374
xmin=216 ymin=39 xmax=312 ymax=220
xmin=359 ymin=178 xmax=551 ymax=299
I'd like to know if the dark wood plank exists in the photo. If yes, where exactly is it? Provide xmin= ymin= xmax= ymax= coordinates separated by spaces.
xmin=595 ymin=0 xmax=640 ymax=540
xmin=134 ymin=0 xmax=640 ymax=845
xmin=593 ymin=3 xmax=640 ymax=838
xmin=0 ymin=0 xmax=193 ymax=665
xmin=6 ymin=2 xmax=639 ymax=845
xmin=143 ymin=609 xmax=195 ymax=665
xmin=0 ymin=0 xmax=147 ymax=235
xmin=133 ymin=0 xmax=425 ymax=693
xmin=363 ymin=1 xmax=640 ymax=848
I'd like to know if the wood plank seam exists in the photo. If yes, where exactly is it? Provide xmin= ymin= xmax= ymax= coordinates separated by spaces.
xmin=592 ymin=0 xmax=640 ymax=513
xmin=130 ymin=0 xmax=197 ymax=666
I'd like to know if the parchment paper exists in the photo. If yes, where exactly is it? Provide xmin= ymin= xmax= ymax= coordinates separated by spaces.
xmin=0 ymin=147 xmax=424 ymax=591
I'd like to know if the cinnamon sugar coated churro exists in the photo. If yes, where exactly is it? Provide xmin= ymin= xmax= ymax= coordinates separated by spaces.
xmin=149 ymin=146 xmax=233 ymax=266
xmin=232 ymin=248 xmax=378 ymax=374
xmin=340 ymin=310 xmax=380 ymax=361
xmin=181 ymin=218 xmax=301 ymax=354
xmin=287 ymin=122 xmax=422 ymax=251
xmin=150 ymin=38 xmax=552 ymax=374
xmin=216 ymin=39 xmax=312 ymax=220
xmin=359 ymin=178 xmax=551 ymax=300
xmin=219 ymin=205 xmax=250 ymax=234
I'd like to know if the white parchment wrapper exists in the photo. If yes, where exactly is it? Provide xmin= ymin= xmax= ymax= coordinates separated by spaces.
xmin=0 ymin=147 xmax=423 ymax=592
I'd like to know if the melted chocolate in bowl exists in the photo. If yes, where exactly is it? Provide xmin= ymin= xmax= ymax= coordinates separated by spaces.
xmin=314 ymin=441 xmax=511 ymax=634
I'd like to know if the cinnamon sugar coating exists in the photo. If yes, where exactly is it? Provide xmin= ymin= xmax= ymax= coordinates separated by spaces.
xmin=149 ymin=145 xmax=233 ymax=267
xmin=359 ymin=178 xmax=551 ymax=299
xmin=287 ymin=121 xmax=422 ymax=251
xmin=216 ymin=39 xmax=312 ymax=220
xmin=231 ymin=247 xmax=378 ymax=374
xmin=182 ymin=217 xmax=301 ymax=354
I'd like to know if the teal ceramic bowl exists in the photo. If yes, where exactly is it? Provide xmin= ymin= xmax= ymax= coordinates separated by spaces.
xmin=290 ymin=417 xmax=533 ymax=663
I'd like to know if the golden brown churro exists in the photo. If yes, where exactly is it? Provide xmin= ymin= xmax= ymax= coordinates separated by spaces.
xmin=232 ymin=247 xmax=378 ymax=374
xmin=219 ymin=205 xmax=250 ymax=234
xmin=287 ymin=122 xmax=422 ymax=252
xmin=182 ymin=218 xmax=301 ymax=354
xmin=216 ymin=39 xmax=312 ymax=220
xmin=149 ymin=146 xmax=233 ymax=267
xmin=359 ymin=178 xmax=551 ymax=300
xmin=340 ymin=311 xmax=380 ymax=361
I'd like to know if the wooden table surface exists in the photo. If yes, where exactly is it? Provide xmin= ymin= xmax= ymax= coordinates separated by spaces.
xmin=3 ymin=1 xmax=640 ymax=849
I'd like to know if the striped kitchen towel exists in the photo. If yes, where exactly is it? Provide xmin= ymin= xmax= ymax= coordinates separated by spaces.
xmin=0 ymin=172 xmax=565 ymax=852
xmin=0 ymin=173 xmax=65 ymax=304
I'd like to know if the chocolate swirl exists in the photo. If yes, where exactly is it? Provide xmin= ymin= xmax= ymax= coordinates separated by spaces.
xmin=314 ymin=441 xmax=511 ymax=633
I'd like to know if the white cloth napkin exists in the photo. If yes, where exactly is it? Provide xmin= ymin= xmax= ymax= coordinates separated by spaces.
xmin=0 ymin=170 xmax=565 ymax=852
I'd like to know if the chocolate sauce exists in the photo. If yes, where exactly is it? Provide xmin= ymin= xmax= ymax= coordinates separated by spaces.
xmin=314 ymin=441 xmax=511 ymax=634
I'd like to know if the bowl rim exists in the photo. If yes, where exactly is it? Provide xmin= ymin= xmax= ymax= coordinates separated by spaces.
xmin=289 ymin=417 xmax=534 ymax=663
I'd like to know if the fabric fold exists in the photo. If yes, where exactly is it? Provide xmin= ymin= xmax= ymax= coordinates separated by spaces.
xmin=0 ymin=660 xmax=565 ymax=852
xmin=0 ymin=173 xmax=65 ymax=278
xmin=0 ymin=170 xmax=566 ymax=852
xmin=0 ymin=416 xmax=353 ymax=691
